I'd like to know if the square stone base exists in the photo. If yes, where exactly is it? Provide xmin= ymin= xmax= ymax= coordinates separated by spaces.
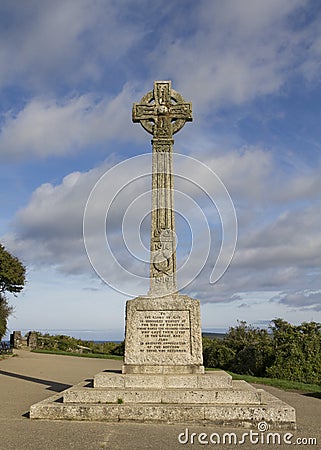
xmin=123 ymin=364 xmax=204 ymax=374
xmin=29 ymin=294 xmax=296 ymax=429
xmin=123 ymin=294 xmax=203 ymax=374
xmin=30 ymin=370 xmax=296 ymax=429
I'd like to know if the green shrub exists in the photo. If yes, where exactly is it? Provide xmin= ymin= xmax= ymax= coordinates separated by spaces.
xmin=203 ymin=337 xmax=235 ymax=369
xmin=203 ymin=319 xmax=321 ymax=385
xmin=266 ymin=319 xmax=321 ymax=385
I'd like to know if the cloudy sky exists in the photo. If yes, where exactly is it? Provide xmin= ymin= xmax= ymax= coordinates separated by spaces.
xmin=2 ymin=0 xmax=321 ymax=340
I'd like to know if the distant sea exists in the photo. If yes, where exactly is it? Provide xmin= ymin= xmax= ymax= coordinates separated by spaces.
xmin=3 ymin=329 xmax=227 ymax=344
xmin=3 ymin=336 xmax=225 ymax=345
xmin=3 ymin=330 xmax=125 ymax=342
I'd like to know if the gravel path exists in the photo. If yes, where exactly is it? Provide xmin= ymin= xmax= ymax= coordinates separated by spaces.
xmin=0 ymin=350 xmax=320 ymax=450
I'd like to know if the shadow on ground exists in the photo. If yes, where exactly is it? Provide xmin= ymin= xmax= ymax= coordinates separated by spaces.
xmin=303 ymin=391 xmax=321 ymax=399
xmin=0 ymin=370 xmax=71 ymax=392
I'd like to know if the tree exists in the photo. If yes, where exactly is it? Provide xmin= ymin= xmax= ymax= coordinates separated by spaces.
xmin=202 ymin=337 xmax=235 ymax=369
xmin=0 ymin=244 xmax=26 ymax=340
xmin=267 ymin=319 xmax=321 ymax=384
xmin=0 ymin=297 xmax=13 ymax=341
xmin=224 ymin=321 xmax=274 ymax=376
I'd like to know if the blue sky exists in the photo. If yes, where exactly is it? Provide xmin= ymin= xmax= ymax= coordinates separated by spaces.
xmin=1 ymin=0 xmax=321 ymax=340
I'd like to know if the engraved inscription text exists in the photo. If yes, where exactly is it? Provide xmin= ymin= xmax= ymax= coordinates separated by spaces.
xmin=137 ymin=310 xmax=191 ymax=354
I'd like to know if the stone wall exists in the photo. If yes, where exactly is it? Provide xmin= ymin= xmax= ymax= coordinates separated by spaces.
xmin=10 ymin=331 xmax=37 ymax=350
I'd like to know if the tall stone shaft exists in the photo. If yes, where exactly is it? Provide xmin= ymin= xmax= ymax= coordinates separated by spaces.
xmin=150 ymin=138 xmax=176 ymax=295
xmin=132 ymin=81 xmax=192 ymax=296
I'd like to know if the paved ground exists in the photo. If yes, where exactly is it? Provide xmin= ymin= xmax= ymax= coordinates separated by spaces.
xmin=0 ymin=350 xmax=320 ymax=450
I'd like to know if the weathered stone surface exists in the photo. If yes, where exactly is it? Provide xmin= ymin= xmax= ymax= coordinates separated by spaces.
xmin=123 ymin=294 xmax=203 ymax=373
xmin=30 ymin=403 xmax=296 ymax=429
xmin=122 ymin=364 xmax=204 ymax=374
xmin=132 ymin=80 xmax=192 ymax=296
xmin=64 ymin=385 xmax=261 ymax=405
xmin=30 ymin=377 xmax=296 ymax=429
xmin=94 ymin=371 xmax=232 ymax=388
xmin=30 ymin=369 xmax=296 ymax=429
xmin=204 ymin=390 xmax=296 ymax=429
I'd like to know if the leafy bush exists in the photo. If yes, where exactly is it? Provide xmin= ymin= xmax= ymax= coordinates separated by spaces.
xmin=266 ymin=319 xmax=321 ymax=385
xmin=203 ymin=319 xmax=321 ymax=385
xmin=34 ymin=333 xmax=125 ymax=356
xmin=224 ymin=321 xmax=274 ymax=377
xmin=203 ymin=337 xmax=235 ymax=369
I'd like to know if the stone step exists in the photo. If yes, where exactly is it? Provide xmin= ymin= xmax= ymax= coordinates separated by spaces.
xmin=29 ymin=369 xmax=297 ymax=429
xmin=122 ymin=364 xmax=205 ymax=374
xmin=30 ymin=390 xmax=296 ymax=429
xmin=63 ymin=383 xmax=261 ymax=405
xmin=94 ymin=370 xmax=232 ymax=389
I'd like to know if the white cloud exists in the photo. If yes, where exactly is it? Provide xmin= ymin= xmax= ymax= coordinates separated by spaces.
xmin=3 ymin=163 xmax=106 ymax=273
xmin=1 ymin=1 xmax=321 ymax=163
xmin=205 ymin=147 xmax=273 ymax=202
xmin=0 ymin=0 xmax=141 ymax=90
xmin=276 ymin=290 xmax=321 ymax=311
xmin=3 ymin=155 xmax=153 ymax=286
xmin=0 ymin=85 xmax=139 ymax=160
xmin=238 ymin=204 xmax=321 ymax=264
xmin=148 ymin=0 xmax=320 ymax=113
xmin=272 ymin=170 xmax=321 ymax=203
xmin=4 ymin=148 xmax=321 ymax=306
xmin=1 ymin=0 xmax=319 ymax=112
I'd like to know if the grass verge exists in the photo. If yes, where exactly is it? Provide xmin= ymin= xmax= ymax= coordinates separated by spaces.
xmin=31 ymin=349 xmax=123 ymax=360
xmin=205 ymin=367 xmax=321 ymax=393
xmin=229 ymin=371 xmax=321 ymax=394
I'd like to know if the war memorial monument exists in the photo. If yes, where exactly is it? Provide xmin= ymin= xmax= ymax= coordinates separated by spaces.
xmin=30 ymin=81 xmax=296 ymax=429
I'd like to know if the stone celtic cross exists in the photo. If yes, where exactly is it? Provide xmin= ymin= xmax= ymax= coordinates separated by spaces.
xmin=132 ymin=81 xmax=192 ymax=296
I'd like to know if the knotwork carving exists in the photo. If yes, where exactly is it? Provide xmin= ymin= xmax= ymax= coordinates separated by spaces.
xmin=132 ymin=81 xmax=192 ymax=138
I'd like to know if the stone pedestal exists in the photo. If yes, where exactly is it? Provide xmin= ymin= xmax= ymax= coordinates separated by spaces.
xmin=123 ymin=294 xmax=204 ymax=374
xmin=30 ymin=369 xmax=296 ymax=429
xmin=30 ymin=295 xmax=296 ymax=429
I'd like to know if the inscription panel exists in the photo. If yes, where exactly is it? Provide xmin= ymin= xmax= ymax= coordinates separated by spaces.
xmin=123 ymin=296 xmax=204 ymax=369
xmin=137 ymin=310 xmax=191 ymax=354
